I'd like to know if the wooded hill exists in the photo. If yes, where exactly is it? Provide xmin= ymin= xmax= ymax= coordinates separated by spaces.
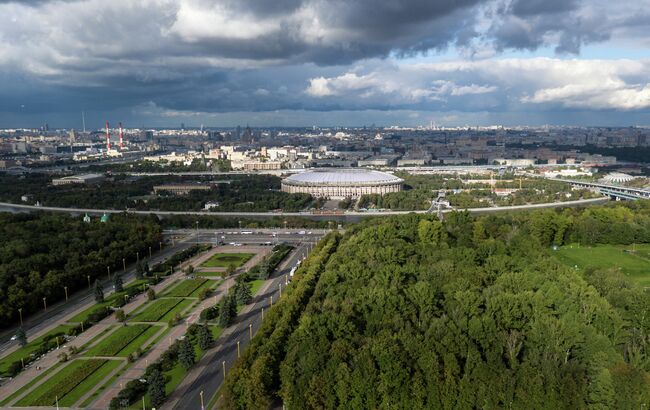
xmin=223 ymin=203 xmax=650 ymax=409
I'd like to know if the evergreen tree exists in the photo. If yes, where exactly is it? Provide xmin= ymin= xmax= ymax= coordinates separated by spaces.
xmin=143 ymin=261 xmax=150 ymax=276
xmin=235 ymin=282 xmax=252 ymax=305
xmin=94 ymin=280 xmax=104 ymax=303
xmin=178 ymin=338 xmax=196 ymax=370
xmin=135 ymin=261 xmax=144 ymax=279
xmin=218 ymin=294 xmax=237 ymax=327
xmin=197 ymin=324 xmax=214 ymax=351
xmin=15 ymin=326 xmax=27 ymax=347
xmin=147 ymin=367 xmax=166 ymax=408
xmin=226 ymin=263 xmax=236 ymax=277
xmin=113 ymin=273 xmax=123 ymax=293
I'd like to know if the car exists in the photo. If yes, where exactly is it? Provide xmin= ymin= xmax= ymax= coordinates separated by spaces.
xmin=10 ymin=335 xmax=17 ymax=341
xmin=299 ymin=230 xmax=306 ymax=235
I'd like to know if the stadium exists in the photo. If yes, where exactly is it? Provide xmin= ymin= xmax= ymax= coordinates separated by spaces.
xmin=281 ymin=169 xmax=403 ymax=199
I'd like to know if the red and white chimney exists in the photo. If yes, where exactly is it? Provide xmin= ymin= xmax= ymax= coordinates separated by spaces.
xmin=105 ymin=122 xmax=111 ymax=151
xmin=119 ymin=122 xmax=124 ymax=149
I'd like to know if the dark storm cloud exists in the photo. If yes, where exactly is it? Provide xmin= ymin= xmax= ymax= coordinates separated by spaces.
xmin=0 ymin=0 xmax=646 ymax=127
xmin=488 ymin=0 xmax=611 ymax=54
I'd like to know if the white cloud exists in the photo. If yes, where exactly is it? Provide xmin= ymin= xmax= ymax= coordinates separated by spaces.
xmin=305 ymin=57 xmax=650 ymax=111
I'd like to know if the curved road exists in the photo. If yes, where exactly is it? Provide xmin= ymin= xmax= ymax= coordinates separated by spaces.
xmin=0 ymin=196 xmax=610 ymax=219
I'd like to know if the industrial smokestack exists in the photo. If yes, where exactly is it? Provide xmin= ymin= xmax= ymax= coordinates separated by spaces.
xmin=105 ymin=122 xmax=111 ymax=151
xmin=119 ymin=122 xmax=124 ymax=149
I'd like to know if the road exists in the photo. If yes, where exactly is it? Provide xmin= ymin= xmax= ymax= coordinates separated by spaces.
xmin=0 ymin=196 xmax=611 ymax=221
xmin=0 ymin=228 xmax=322 ymax=359
xmin=0 ymin=233 xmax=195 ymax=361
xmin=167 ymin=244 xmax=308 ymax=410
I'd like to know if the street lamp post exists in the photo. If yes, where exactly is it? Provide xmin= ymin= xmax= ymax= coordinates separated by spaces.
xmin=237 ymin=341 xmax=240 ymax=358
xmin=136 ymin=251 xmax=139 ymax=263
xmin=43 ymin=297 xmax=47 ymax=311
xmin=261 ymin=307 xmax=264 ymax=320
xmin=107 ymin=266 xmax=111 ymax=280
xmin=18 ymin=308 xmax=23 ymax=327
xmin=64 ymin=286 xmax=68 ymax=301
xmin=222 ymin=360 xmax=226 ymax=378
xmin=200 ymin=390 xmax=204 ymax=410
xmin=159 ymin=241 xmax=162 ymax=251
xmin=249 ymin=323 xmax=252 ymax=340
xmin=123 ymin=258 xmax=126 ymax=272
xmin=87 ymin=275 xmax=91 ymax=288
xmin=149 ymin=246 xmax=152 ymax=259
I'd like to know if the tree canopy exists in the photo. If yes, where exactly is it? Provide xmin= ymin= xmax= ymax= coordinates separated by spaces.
xmin=223 ymin=204 xmax=650 ymax=409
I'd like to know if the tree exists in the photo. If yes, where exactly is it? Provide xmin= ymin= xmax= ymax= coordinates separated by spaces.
xmin=178 ymin=338 xmax=196 ymax=370
xmin=148 ymin=367 xmax=166 ymax=408
xmin=185 ymin=264 xmax=194 ymax=275
xmin=94 ymin=280 xmax=104 ymax=303
xmin=235 ymin=282 xmax=252 ymax=305
xmin=135 ymin=261 xmax=144 ymax=279
xmin=197 ymin=324 xmax=214 ymax=351
xmin=15 ymin=327 xmax=27 ymax=347
xmin=218 ymin=294 xmax=237 ymax=327
xmin=113 ymin=273 xmax=123 ymax=293
xmin=226 ymin=263 xmax=236 ymax=277
xmin=115 ymin=309 xmax=126 ymax=322
xmin=143 ymin=262 xmax=150 ymax=276
xmin=147 ymin=288 xmax=156 ymax=301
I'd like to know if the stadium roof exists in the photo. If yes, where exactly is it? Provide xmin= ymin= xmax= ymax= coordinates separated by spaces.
xmin=284 ymin=169 xmax=403 ymax=186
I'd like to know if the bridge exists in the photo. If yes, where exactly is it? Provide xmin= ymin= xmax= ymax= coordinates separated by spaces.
xmin=556 ymin=179 xmax=650 ymax=200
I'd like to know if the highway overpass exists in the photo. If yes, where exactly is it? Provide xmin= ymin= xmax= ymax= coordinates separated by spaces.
xmin=556 ymin=179 xmax=650 ymax=200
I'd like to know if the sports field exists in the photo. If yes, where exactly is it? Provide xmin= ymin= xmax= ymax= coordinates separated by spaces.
xmin=554 ymin=243 xmax=650 ymax=287
xmin=200 ymin=252 xmax=255 ymax=268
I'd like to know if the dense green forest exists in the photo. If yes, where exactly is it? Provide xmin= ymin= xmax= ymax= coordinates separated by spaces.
xmin=0 ymin=173 xmax=313 ymax=212
xmin=0 ymin=212 xmax=162 ymax=328
xmin=223 ymin=203 xmax=650 ymax=409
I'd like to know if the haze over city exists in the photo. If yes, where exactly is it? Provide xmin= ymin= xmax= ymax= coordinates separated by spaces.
xmin=1 ymin=0 xmax=650 ymax=128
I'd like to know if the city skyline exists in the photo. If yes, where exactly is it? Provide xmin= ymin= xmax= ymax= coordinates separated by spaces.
xmin=1 ymin=0 xmax=650 ymax=128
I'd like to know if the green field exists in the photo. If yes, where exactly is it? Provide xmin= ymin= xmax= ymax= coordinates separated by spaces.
xmin=0 ymin=324 xmax=72 ymax=377
xmin=0 ymin=362 xmax=63 ymax=406
xmin=250 ymin=279 xmax=264 ymax=296
xmin=200 ymin=253 xmax=255 ymax=268
xmin=58 ymin=360 xmax=122 ymax=406
xmin=554 ymin=244 xmax=650 ymax=287
xmin=15 ymin=358 xmax=108 ymax=406
xmin=67 ymin=280 xmax=148 ymax=323
xmin=160 ymin=299 xmax=194 ymax=322
xmin=196 ymin=271 xmax=225 ymax=277
xmin=129 ymin=299 xmax=183 ymax=322
xmin=163 ymin=279 xmax=207 ymax=297
xmin=85 ymin=324 xmax=151 ymax=357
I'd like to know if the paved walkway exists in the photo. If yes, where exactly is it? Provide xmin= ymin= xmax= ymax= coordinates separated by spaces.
xmin=0 ymin=245 xmax=204 ymax=408
xmin=90 ymin=273 xmax=242 ymax=409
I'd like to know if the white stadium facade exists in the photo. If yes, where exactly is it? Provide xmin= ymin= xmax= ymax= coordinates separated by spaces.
xmin=281 ymin=169 xmax=403 ymax=199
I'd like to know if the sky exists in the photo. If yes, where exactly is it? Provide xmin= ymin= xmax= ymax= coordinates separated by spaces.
xmin=1 ymin=0 xmax=650 ymax=129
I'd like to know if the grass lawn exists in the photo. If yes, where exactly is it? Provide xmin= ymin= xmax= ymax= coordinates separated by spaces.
xmin=210 ymin=326 xmax=223 ymax=340
xmin=57 ymin=359 xmax=122 ymax=407
xmin=119 ymin=325 xmax=164 ymax=357
xmin=190 ymin=279 xmax=220 ymax=297
xmin=196 ymin=271 xmax=225 ymax=277
xmin=67 ymin=280 xmax=148 ymax=323
xmin=15 ymin=358 xmax=106 ymax=406
xmin=129 ymin=298 xmax=183 ymax=322
xmin=250 ymin=279 xmax=264 ymax=296
xmin=0 ymin=324 xmax=72 ymax=377
xmin=84 ymin=324 xmax=150 ymax=357
xmin=200 ymin=252 xmax=255 ymax=268
xmin=163 ymin=279 xmax=207 ymax=297
xmin=160 ymin=298 xmax=194 ymax=322
xmin=0 ymin=362 xmax=63 ymax=406
xmin=554 ymin=243 xmax=650 ymax=287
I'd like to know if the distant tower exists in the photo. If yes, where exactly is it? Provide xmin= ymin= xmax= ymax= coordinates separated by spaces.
xmin=105 ymin=122 xmax=111 ymax=151
xmin=119 ymin=122 xmax=124 ymax=149
xmin=82 ymin=111 xmax=86 ymax=133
